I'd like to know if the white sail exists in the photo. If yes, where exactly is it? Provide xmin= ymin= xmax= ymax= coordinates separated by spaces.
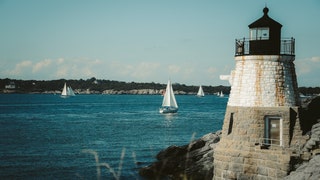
xmin=220 ymin=91 xmax=224 ymax=97
xmin=61 ymin=83 xmax=75 ymax=97
xmin=160 ymin=80 xmax=178 ymax=113
xmin=196 ymin=85 xmax=205 ymax=97
xmin=61 ymin=83 xmax=67 ymax=96
xmin=162 ymin=80 xmax=178 ymax=108
xmin=67 ymin=87 xmax=76 ymax=96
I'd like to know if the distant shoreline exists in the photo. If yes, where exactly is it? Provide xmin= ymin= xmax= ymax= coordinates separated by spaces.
xmin=0 ymin=78 xmax=231 ymax=95
xmin=1 ymin=78 xmax=319 ymax=96
xmin=0 ymin=89 xmax=219 ymax=95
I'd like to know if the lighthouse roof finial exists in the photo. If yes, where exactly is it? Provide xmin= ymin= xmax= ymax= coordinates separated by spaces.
xmin=263 ymin=6 xmax=269 ymax=16
xmin=248 ymin=6 xmax=282 ymax=29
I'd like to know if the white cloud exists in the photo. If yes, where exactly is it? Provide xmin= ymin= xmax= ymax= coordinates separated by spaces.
xmin=55 ymin=66 xmax=68 ymax=78
xmin=295 ymin=56 xmax=320 ymax=86
xmin=183 ymin=67 xmax=194 ymax=75
xmin=32 ymin=59 xmax=52 ymax=73
xmin=296 ymin=57 xmax=320 ymax=75
xmin=53 ymin=58 xmax=100 ymax=79
xmin=9 ymin=60 xmax=33 ymax=76
xmin=7 ymin=56 xmax=317 ymax=86
xmin=131 ymin=62 xmax=160 ymax=79
xmin=56 ymin=58 xmax=64 ymax=64
xmin=311 ymin=56 xmax=320 ymax=62
xmin=109 ymin=61 xmax=133 ymax=77
xmin=107 ymin=61 xmax=162 ymax=82
xmin=168 ymin=65 xmax=181 ymax=74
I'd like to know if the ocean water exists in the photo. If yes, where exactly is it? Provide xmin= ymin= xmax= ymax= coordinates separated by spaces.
xmin=0 ymin=94 xmax=227 ymax=179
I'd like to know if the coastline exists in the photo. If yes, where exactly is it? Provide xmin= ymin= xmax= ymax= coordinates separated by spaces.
xmin=1 ymin=89 xmax=203 ymax=95
xmin=0 ymin=78 xmax=231 ymax=95
xmin=139 ymin=96 xmax=320 ymax=179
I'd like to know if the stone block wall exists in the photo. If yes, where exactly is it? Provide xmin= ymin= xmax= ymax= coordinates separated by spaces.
xmin=213 ymin=106 xmax=304 ymax=179
xmin=214 ymin=143 xmax=291 ymax=180
xmin=228 ymin=55 xmax=299 ymax=107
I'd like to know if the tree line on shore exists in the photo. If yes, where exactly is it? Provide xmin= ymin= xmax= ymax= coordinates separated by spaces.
xmin=1 ymin=77 xmax=319 ymax=95
xmin=0 ymin=78 xmax=230 ymax=95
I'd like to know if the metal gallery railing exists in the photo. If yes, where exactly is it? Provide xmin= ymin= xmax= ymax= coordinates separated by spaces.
xmin=235 ymin=37 xmax=295 ymax=56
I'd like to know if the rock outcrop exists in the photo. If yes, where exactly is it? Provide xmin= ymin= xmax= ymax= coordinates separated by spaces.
xmin=284 ymin=155 xmax=320 ymax=180
xmin=139 ymin=131 xmax=222 ymax=180
xmin=139 ymin=96 xmax=320 ymax=179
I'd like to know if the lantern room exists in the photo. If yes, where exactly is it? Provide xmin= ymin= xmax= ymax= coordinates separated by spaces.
xmin=235 ymin=7 xmax=295 ymax=56
xmin=249 ymin=7 xmax=282 ymax=55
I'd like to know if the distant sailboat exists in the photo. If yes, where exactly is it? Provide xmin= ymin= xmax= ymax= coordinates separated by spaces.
xmin=159 ymin=80 xmax=178 ymax=114
xmin=196 ymin=85 xmax=205 ymax=97
xmin=61 ymin=83 xmax=76 ymax=97
xmin=219 ymin=91 xmax=224 ymax=97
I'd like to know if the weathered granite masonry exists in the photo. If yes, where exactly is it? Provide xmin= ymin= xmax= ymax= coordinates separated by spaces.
xmin=228 ymin=55 xmax=299 ymax=107
xmin=138 ymin=96 xmax=320 ymax=179
xmin=214 ymin=7 xmax=303 ymax=179
xmin=213 ymin=106 xmax=305 ymax=179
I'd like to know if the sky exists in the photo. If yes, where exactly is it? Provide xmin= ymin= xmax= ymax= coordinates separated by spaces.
xmin=0 ymin=0 xmax=319 ymax=86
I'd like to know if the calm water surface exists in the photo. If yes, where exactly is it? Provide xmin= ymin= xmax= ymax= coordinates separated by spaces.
xmin=0 ymin=94 xmax=227 ymax=179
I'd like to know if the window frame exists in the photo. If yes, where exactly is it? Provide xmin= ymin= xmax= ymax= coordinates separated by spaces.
xmin=250 ymin=27 xmax=270 ymax=40
xmin=264 ymin=116 xmax=283 ymax=146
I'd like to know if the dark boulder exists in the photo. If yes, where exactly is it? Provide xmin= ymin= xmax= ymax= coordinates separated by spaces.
xmin=284 ymin=155 xmax=320 ymax=180
xmin=139 ymin=131 xmax=221 ymax=179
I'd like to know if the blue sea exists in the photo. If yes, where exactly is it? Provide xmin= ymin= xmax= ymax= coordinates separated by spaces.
xmin=0 ymin=94 xmax=227 ymax=179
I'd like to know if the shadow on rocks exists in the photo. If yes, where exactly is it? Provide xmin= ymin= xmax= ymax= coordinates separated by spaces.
xmin=139 ymin=131 xmax=222 ymax=180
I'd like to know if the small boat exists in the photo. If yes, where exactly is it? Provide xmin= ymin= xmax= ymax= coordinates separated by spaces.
xmin=61 ymin=83 xmax=76 ymax=97
xmin=219 ymin=91 xmax=224 ymax=97
xmin=196 ymin=85 xmax=205 ymax=97
xmin=159 ymin=80 xmax=178 ymax=114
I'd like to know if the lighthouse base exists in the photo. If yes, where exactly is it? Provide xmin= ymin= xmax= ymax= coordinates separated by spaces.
xmin=213 ymin=106 xmax=304 ymax=179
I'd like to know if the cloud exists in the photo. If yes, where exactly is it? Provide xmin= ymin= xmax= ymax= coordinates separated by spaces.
xmin=9 ymin=60 xmax=33 ymax=76
xmin=3 ymin=58 xmax=101 ymax=80
xmin=296 ymin=57 xmax=320 ymax=75
xmin=56 ymin=58 xmax=64 ymax=64
xmin=0 ymin=57 xmax=234 ymax=86
xmin=311 ymin=56 xmax=320 ymax=62
xmin=32 ymin=59 xmax=52 ymax=73
xmin=55 ymin=66 xmax=68 ymax=77
xmin=295 ymin=56 xmax=320 ymax=86
xmin=168 ymin=65 xmax=181 ymax=74
xmin=131 ymin=62 xmax=160 ymax=79
xmin=53 ymin=58 xmax=99 ymax=79
xmin=107 ymin=61 xmax=162 ymax=82
xmin=183 ymin=67 xmax=194 ymax=75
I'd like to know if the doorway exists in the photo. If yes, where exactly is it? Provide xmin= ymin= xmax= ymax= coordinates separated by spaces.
xmin=264 ymin=116 xmax=282 ymax=146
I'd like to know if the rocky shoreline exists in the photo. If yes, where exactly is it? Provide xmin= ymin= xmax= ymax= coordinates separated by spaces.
xmin=2 ymin=89 xmax=201 ymax=95
xmin=139 ymin=131 xmax=222 ymax=180
xmin=139 ymin=96 xmax=320 ymax=180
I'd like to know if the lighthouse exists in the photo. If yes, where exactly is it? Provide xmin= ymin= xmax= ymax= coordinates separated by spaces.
xmin=213 ymin=7 xmax=305 ymax=179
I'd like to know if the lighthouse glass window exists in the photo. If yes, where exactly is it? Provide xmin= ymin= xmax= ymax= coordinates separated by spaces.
xmin=250 ymin=27 xmax=269 ymax=40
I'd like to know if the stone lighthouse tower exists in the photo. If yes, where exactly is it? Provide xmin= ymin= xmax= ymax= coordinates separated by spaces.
xmin=213 ymin=7 xmax=304 ymax=179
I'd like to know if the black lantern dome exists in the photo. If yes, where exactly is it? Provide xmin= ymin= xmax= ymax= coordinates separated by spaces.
xmin=248 ymin=7 xmax=282 ymax=55
xmin=235 ymin=7 xmax=295 ymax=56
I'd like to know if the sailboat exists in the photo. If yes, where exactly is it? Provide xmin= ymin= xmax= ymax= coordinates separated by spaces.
xmin=196 ymin=85 xmax=205 ymax=97
xmin=159 ymin=80 xmax=178 ymax=114
xmin=61 ymin=83 xmax=76 ymax=97
xmin=219 ymin=91 xmax=224 ymax=97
